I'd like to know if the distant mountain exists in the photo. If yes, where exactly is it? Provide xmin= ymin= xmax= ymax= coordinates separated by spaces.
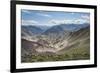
xmin=43 ymin=23 xmax=89 ymax=35
xmin=34 ymin=25 xmax=51 ymax=31
xmin=43 ymin=24 xmax=89 ymax=35
xmin=21 ymin=25 xmax=44 ymax=36
xmin=58 ymin=23 xmax=89 ymax=31
xmin=21 ymin=23 xmax=89 ymax=37
xmin=21 ymin=27 xmax=33 ymax=37
xmin=43 ymin=25 xmax=65 ymax=35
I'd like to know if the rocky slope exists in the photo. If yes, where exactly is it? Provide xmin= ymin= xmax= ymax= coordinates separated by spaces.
xmin=21 ymin=24 xmax=90 ymax=56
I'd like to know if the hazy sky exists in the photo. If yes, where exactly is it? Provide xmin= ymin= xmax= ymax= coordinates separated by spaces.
xmin=21 ymin=9 xmax=90 ymax=26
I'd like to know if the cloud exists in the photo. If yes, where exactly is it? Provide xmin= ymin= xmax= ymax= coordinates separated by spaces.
xmin=49 ymin=19 xmax=73 ymax=24
xmin=37 ymin=13 xmax=52 ymax=18
xmin=74 ymin=19 xmax=89 ymax=24
xmin=81 ymin=15 xmax=90 ymax=20
xmin=49 ymin=18 xmax=89 ymax=25
xmin=22 ymin=20 xmax=38 ymax=25
xmin=80 ymin=15 xmax=90 ymax=24
xmin=70 ymin=12 xmax=75 ymax=15
xmin=22 ymin=10 xmax=31 ymax=14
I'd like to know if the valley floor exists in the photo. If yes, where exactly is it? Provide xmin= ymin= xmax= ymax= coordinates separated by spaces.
xmin=21 ymin=46 xmax=90 ymax=63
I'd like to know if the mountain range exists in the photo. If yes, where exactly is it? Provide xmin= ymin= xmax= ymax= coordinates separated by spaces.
xmin=21 ymin=23 xmax=90 ymax=56
xmin=21 ymin=25 xmax=43 ymax=36
xmin=20 ymin=22 xmax=91 ymax=63
xmin=21 ymin=23 xmax=89 ymax=37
